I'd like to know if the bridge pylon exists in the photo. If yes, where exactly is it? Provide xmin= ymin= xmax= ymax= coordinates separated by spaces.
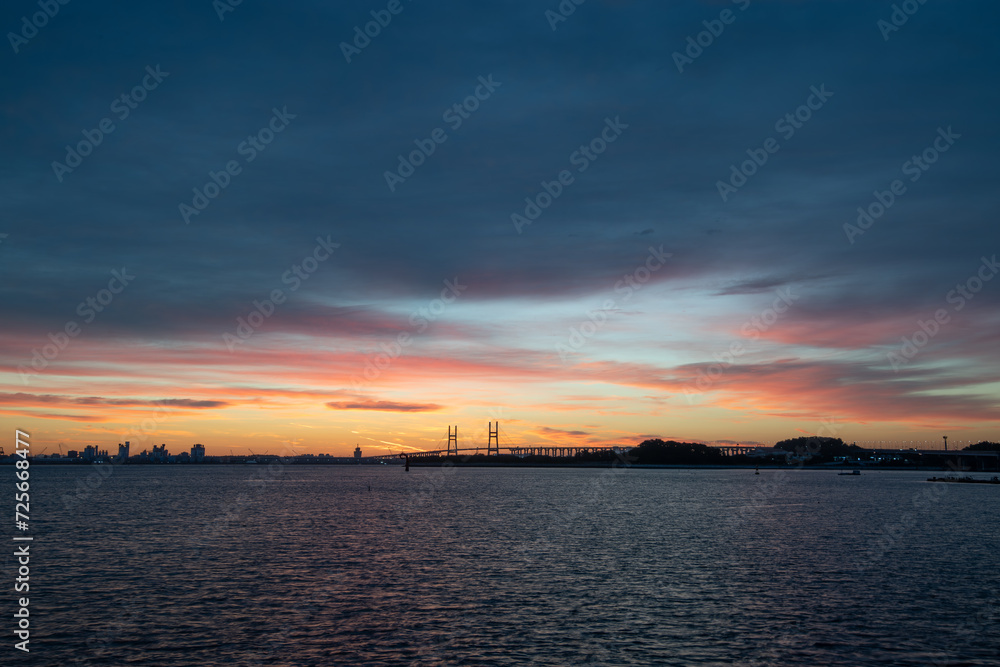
xmin=488 ymin=421 xmax=499 ymax=456
xmin=447 ymin=425 xmax=458 ymax=456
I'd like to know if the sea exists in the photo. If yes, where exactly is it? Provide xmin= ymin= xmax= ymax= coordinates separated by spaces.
xmin=10 ymin=464 xmax=1000 ymax=666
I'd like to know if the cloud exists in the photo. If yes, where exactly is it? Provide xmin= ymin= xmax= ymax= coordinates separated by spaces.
xmin=150 ymin=399 xmax=229 ymax=408
xmin=0 ymin=393 xmax=229 ymax=409
xmin=537 ymin=426 xmax=590 ymax=437
xmin=713 ymin=274 xmax=833 ymax=297
xmin=325 ymin=399 xmax=443 ymax=412
xmin=0 ymin=410 xmax=109 ymax=422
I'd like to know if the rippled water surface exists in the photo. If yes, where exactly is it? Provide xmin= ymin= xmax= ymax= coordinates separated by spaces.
xmin=15 ymin=465 xmax=1000 ymax=665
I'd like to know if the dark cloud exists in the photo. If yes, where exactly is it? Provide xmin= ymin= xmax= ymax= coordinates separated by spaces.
xmin=325 ymin=400 xmax=442 ymax=412
xmin=0 ymin=393 xmax=229 ymax=409
xmin=2 ymin=0 xmax=996 ymax=316
xmin=138 ymin=398 xmax=229 ymax=409
xmin=537 ymin=427 xmax=590 ymax=437
xmin=714 ymin=274 xmax=832 ymax=296
xmin=1 ymin=1 xmax=998 ymax=436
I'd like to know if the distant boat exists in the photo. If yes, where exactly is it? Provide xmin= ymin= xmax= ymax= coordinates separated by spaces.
xmin=839 ymin=469 xmax=861 ymax=476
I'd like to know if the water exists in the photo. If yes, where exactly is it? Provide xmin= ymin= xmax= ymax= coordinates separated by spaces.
xmin=12 ymin=464 xmax=1000 ymax=665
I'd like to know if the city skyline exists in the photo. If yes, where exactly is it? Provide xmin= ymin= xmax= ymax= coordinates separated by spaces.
xmin=2 ymin=1 xmax=999 ymax=456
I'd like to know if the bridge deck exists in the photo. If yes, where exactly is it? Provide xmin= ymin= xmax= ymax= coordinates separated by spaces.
xmin=392 ymin=445 xmax=998 ymax=460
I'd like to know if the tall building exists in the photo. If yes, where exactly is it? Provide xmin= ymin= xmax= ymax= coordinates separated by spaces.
xmin=354 ymin=445 xmax=362 ymax=459
xmin=117 ymin=441 xmax=130 ymax=462
xmin=83 ymin=445 xmax=109 ymax=462
xmin=191 ymin=443 xmax=206 ymax=462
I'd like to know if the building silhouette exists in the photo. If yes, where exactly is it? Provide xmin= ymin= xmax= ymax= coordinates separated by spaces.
xmin=83 ymin=445 xmax=109 ymax=462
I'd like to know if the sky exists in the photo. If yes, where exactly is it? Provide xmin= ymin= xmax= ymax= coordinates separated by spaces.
xmin=2 ymin=0 xmax=999 ymax=457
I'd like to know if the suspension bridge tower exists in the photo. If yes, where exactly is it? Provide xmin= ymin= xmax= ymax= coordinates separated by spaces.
xmin=488 ymin=421 xmax=499 ymax=456
xmin=448 ymin=425 xmax=458 ymax=456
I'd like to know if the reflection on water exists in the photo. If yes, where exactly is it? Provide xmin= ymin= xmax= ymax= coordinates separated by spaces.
xmin=24 ymin=465 xmax=1000 ymax=665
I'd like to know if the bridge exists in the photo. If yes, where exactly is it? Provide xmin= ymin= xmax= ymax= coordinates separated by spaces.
xmin=381 ymin=424 xmax=999 ymax=470
xmin=862 ymin=448 xmax=999 ymax=469
xmin=389 ymin=422 xmax=633 ymax=462
xmin=713 ymin=445 xmax=771 ymax=457
xmin=398 ymin=444 xmax=626 ymax=459
xmin=865 ymin=448 xmax=998 ymax=458
xmin=397 ymin=444 xmax=769 ymax=460
xmin=390 ymin=425 xmax=772 ymax=462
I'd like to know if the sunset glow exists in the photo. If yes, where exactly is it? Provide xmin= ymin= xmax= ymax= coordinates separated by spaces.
xmin=2 ymin=1 xmax=998 ymax=456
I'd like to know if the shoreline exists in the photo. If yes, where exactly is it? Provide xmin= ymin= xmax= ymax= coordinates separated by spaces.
xmin=5 ymin=461 xmax=995 ymax=473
